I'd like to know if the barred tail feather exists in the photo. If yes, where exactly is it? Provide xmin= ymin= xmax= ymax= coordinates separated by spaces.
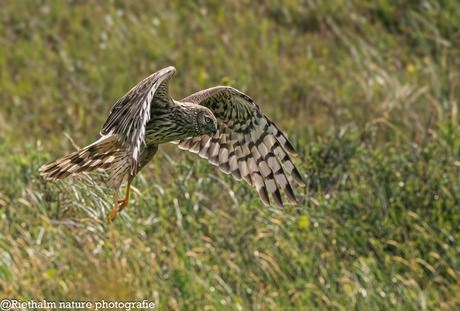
xmin=39 ymin=135 xmax=126 ymax=182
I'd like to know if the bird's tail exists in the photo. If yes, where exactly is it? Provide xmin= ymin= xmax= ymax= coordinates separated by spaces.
xmin=39 ymin=135 xmax=127 ymax=181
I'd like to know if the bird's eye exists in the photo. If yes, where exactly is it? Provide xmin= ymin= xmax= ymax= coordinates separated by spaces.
xmin=205 ymin=117 xmax=211 ymax=123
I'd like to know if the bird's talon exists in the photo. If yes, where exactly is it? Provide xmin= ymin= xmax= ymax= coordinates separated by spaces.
xmin=117 ymin=199 xmax=129 ymax=212
xmin=108 ymin=209 xmax=118 ymax=223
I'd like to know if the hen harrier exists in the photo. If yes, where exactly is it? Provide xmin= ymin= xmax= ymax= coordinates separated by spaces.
xmin=40 ymin=66 xmax=305 ymax=222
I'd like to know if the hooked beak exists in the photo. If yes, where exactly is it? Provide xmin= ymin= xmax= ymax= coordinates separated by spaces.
xmin=212 ymin=123 xmax=218 ymax=134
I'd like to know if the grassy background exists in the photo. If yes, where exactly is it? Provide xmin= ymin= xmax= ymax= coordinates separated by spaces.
xmin=1 ymin=0 xmax=459 ymax=310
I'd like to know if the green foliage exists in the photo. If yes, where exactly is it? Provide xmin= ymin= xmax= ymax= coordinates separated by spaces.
xmin=1 ymin=1 xmax=459 ymax=310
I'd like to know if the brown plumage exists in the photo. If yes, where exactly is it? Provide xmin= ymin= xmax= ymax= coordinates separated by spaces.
xmin=39 ymin=66 xmax=304 ymax=222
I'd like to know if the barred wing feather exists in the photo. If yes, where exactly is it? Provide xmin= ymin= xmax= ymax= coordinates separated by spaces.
xmin=173 ymin=86 xmax=305 ymax=207
xmin=100 ymin=66 xmax=176 ymax=174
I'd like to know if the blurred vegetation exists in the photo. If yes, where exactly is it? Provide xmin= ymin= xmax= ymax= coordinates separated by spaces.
xmin=0 ymin=0 xmax=459 ymax=310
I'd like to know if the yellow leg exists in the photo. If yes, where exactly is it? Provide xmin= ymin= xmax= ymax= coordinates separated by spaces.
xmin=108 ymin=180 xmax=132 ymax=222
xmin=117 ymin=179 xmax=131 ymax=212
xmin=108 ymin=190 xmax=119 ymax=223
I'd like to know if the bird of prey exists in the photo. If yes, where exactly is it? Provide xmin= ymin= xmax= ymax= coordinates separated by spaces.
xmin=39 ymin=66 xmax=305 ymax=222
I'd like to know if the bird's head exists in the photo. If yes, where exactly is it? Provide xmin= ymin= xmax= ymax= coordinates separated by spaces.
xmin=196 ymin=108 xmax=218 ymax=136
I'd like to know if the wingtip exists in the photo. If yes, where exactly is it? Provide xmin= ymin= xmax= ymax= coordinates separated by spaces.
xmin=164 ymin=66 xmax=176 ymax=75
xmin=38 ymin=162 xmax=55 ymax=175
xmin=272 ymin=189 xmax=284 ymax=208
xmin=285 ymin=140 xmax=299 ymax=156
xmin=258 ymin=187 xmax=270 ymax=206
xmin=297 ymin=177 xmax=306 ymax=187
xmin=292 ymin=168 xmax=306 ymax=187
xmin=284 ymin=184 xmax=298 ymax=203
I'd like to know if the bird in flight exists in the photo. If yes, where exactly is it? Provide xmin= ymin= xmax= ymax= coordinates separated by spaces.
xmin=39 ymin=66 xmax=305 ymax=222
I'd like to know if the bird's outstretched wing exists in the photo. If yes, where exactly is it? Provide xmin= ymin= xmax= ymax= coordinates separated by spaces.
xmin=100 ymin=66 xmax=176 ymax=173
xmin=173 ymin=86 xmax=305 ymax=207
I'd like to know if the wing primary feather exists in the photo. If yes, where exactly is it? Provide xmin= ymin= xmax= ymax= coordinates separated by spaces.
xmin=283 ymin=182 xmax=297 ymax=203
xmin=227 ymin=145 xmax=242 ymax=180
xmin=243 ymin=141 xmax=271 ymax=205
xmin=271 ymin=122 xmax=298 ymax=156
xmin=217 ymin=131 xmax=230 ymax=173
xmin=179 ymin=139 xmax=192 ymax=150
xmin=208 ymin=132 xmax=221 ymax=165
xmin=237 ymin=141 xmax=254 ymax=186
xmin=272 ymin=188 xmax=283 ymax=207
xmin=252 ymin=141 xmax=283 ymax=207
xmin=271 ymin=140 xmax=305 ymax=186
xmin=261 ymin=136 xmax=298 ymax=203
xmin=198 ymin=135 xmax=212 ymax=158
xmin=253 ymin=171 xmax=270 ymax=206
xmin=189 ymin=138 xmax=202 ymax=153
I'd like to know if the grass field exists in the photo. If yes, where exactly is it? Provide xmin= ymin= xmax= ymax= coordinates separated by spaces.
xmin=0 ymin=1 xmax=459 ymax=310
